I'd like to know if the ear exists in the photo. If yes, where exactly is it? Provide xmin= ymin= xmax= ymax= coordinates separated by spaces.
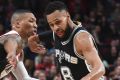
xmin=66 ymin=11 xmax=70 ymax=18
xmin=66 ymin=12 xmax=71 ymax=25
xmin=15 ymin=19 xmax=21 ymax=28
xmin=66 ymin=12 xmax=75 ymax=28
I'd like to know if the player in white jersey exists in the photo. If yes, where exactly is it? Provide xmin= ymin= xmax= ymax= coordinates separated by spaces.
xmin=0 ymin=10 xmax=40 ymax=80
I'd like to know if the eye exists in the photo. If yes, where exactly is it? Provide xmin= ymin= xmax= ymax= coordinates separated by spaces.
xmin=29 ymin=20 xmax=34 ymax=23
xmin=55 ymin=20 xmax=61 ymax=25
xmin=29 ymin=18 xmax=36 ymax=23
xmin=49 ymin=23 xmax=54 ymax=27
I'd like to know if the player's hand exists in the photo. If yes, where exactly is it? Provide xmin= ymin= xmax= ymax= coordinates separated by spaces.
xmin=28 ymin=35 xmax=46 ymax=55
xmin=7 ymin=53 xmax=17 ymax=68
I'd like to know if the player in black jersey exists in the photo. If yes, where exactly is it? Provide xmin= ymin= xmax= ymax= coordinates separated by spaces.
xmin=28 ymin=1 xmax=105 ymax=80
xmin=0 ymin=10 xmax=39 ymax=80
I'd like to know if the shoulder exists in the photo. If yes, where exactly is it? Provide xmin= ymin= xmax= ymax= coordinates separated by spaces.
xmin=3 ymin=33 xmax=22 ymax=44
xmin=74 ymin=31 xmax=94 ymax=50
xmin=3 ymin=30 xmax=20 ymax=39
xmin=6 ymin=34 xmax=21 ymax=41
xmin=74 ymin=30 xmax=91 ymax=42
xmin=0 ymin=31 xmax=21 ymax=44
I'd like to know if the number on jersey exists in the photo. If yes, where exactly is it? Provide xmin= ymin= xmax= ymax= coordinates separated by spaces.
xmin=60 ymin=66 xmax=74 ymax=80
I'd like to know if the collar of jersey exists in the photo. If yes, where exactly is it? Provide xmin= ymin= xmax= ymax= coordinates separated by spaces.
xmin=61 ymin=23 xmax=82 ymax=45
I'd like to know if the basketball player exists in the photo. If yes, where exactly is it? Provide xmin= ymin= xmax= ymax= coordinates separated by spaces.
xmin=0 ymin=10 xmax=39 ymax=80
xmin=28 ymin=1 xmax=105 ymax=80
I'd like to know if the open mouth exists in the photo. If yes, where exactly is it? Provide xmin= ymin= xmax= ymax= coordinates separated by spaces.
xmin=32 ymin=30 xmax=37 ymax=35
xmin=56 ymin=31 xmax=64 ymax=37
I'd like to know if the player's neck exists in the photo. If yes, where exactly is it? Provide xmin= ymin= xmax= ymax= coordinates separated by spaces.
xmin=12 ymin=29 xmax=28 ymax=46
xmin=68 ymin=19 xmax=77 ymax=29
xmin=15 ymin=30 xmax=28 ymax=42
xmin=19 ymin=33 xmax=27 ymax=41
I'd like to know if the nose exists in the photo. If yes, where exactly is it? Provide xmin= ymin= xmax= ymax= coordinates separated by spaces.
xmin=34 ymin=23 xmax=37 ymax=29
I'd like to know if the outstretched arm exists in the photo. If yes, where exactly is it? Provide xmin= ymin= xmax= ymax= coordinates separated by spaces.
xmin=28 ymin=34 xmax=46 ymax=54
xmin=74 ymin=32 xmax=105 ymax=80
xmin=28 ymin=31 xmax=52 ymax=54
xmin=4 ymin=35 xmax=20 ymax=67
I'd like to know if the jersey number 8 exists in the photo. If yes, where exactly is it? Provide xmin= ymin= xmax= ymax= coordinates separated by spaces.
xmin=60 ymin=66 xmax=74 ymax=80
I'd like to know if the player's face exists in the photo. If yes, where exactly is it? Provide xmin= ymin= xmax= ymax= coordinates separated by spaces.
xmin=19 ymin=13 xmax=37 ymax=38
xmin=46 ymin=10 xmax=68 ymax=38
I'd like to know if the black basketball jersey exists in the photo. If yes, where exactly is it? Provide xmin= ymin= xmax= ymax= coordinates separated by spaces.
xmin=52 ymin=22 xmax=104 ymax=80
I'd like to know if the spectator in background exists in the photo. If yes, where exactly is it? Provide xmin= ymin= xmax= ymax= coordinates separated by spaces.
xmin=38 ymin=70 xmax=47 ymax=80
xmin=53 ymin=73 xmax=62 ymax=80
xmin=33 ymin=69 xmax=40 ymax=79
xmin=35 ymin=54 xmax=55 ymax=78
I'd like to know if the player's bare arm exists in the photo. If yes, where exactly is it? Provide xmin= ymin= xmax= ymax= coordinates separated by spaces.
xmin=74 ymin=32 xmax=105 ymax=80
xmin=4 ymin=34 xmax=22 ymax=67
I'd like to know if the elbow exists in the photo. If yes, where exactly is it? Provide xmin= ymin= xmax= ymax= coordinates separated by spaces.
xmin=100 ymin=65 xmax=105 ymax=76
xmin=91 ymin=64 xmax=105 ymax=80
xmin=98 ymin=64 xmax=105 ymax=77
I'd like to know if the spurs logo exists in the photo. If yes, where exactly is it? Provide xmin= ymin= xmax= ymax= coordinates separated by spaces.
xmin=55 ymin=49 xmax=78 ymax=64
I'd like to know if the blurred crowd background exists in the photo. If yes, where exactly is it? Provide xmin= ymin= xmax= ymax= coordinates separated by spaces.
xmin=0 ymin=0 xmax=120 ymax=80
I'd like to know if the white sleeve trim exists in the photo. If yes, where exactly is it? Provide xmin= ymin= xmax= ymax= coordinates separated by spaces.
xmin=73 ymin=30 xmax=90 ymax=59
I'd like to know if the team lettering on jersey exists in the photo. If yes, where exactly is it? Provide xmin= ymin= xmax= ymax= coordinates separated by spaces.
xmin=55 ymin=49 xmax=78 ymax=64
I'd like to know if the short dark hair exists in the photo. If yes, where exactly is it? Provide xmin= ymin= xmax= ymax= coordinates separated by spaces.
xmin=45 ymin=1 xmax=68 ymax=15
xmin=11 ymin=9 xmax=32 ymax=24
xmin=13 ymin=9 xmax=31 ymax=15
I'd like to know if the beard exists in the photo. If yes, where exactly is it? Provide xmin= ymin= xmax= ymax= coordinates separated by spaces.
xmin=55 ymin=25 xmax=73 ymax=41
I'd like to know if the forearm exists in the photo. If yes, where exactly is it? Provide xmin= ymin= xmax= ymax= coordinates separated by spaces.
xmin=4 ymin=38 xmax=18 ymax=62
xmin=84 ymin=64 xmax=105 ymax=80
xmin=5 ymin=44 xmax=17 ymax=59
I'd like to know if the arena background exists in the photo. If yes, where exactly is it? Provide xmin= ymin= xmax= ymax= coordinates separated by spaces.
xmin=0 ymin=0 xmax=120 ymax=80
